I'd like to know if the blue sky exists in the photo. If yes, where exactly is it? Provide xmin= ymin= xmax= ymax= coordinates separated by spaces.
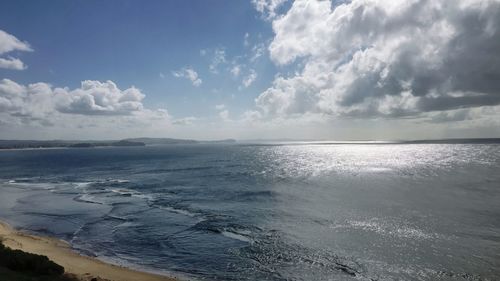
xmin=0 ymin=0 xmax=278 ymax=118
xmin=1 ymin=0 xmax=500 ymax=140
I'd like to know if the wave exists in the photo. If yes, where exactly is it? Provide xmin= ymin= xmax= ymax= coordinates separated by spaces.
xmin=73 ymin=181 xmax=97 ymax=188
xmin=109 ymin=188 xmax=154 ymax=200
xmin=220 ymin=229 xmax=253 ymax=243
xmin=74 ymin=193 xmax=106 ymax=205
xmin=186 ymin=219 xmax=257 ymax=244
xmin=155 ymin=205 xmax=198 ymax=218
xmin=66 ymin=178 xmax=159 ymax=207
xmin=5 ymin=180 xmax=56 ymax=191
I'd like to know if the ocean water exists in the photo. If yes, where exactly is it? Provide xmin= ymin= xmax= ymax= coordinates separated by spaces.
xmin=0 ymin=143 xmax=499 ymax=281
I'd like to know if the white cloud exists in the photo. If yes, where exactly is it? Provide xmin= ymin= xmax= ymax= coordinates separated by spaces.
xmin=0 ymin=29 xmax=32 ymax=54
xmin=209 ymin=47 xmax=227 ymax=73
xmin=172 ymin=67 xmax=202 ymax=87
xmin=241 ymin=110 xmax=263 ymax=123
xmin=255 ymin=0 xmax=500 ymax=120
xmin=0 ymin=79 xmax=170 ymax=130
xmin=242 ymin=69 xmax=258 ymax=88
xmin=0 ymin=57 xmax=26 ymax=70
xmin=0 ymin=78 xmax=25 ymax=97
xmin=250 ymin=43 xmax=266 ymax=62
xmin=252 ymin=0 xmax=289 ymax=20
xmin=172 ymin=116 xmax=197 ymax=126
xmin=57 ymin=80 xmax=146 ymax=115
xmin=214 ymin=104 xmax=230 ymax=121
xmin=0 ymin=29 xmax=32 ymax=70
xmin=230 ymin=65 xmax=242 ymax=77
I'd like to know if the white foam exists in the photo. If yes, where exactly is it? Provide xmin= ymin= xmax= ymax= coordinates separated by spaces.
xmin=73 ymin=182 xmax=95 ymax=189
xmin=6 ymin=181 xmax=56 ymax=191
xmin=157 ymin=206 xmax=197 ymax=217
xmin=108 ymin=188 xmax=150 ymax=199
xmin=115 ymin=221 xmax=140 ymax=228
xmin=221 ymin=229 xmax=253 ymax=243
xmin=106 ymin=179 xmax=130 ymax=183
xmin=76 ymin=193 xmax=105 ymax=205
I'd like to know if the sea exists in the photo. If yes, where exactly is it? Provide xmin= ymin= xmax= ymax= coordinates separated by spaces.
xmin=0 ymin=142 xmax=499 ymax=280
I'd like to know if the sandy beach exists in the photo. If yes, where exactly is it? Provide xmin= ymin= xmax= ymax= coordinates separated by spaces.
xmin=0 ymin=220 xmax=178 ymax=281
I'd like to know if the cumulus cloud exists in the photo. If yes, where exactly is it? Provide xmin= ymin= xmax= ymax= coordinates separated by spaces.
xmin=0 ymin=79 xmax=169 ymax=129
xmin=172 ymin=67 xmax=202 ymax=87
xmin=58 ymin=80 xmax=146 ymax=115
xmin=0 ymin=57 xmax=26 ymax=70
xmin=256 ymin=0 xmax=500 ymax=120
xmin=0 ymin=79 xmax=56 ymax=122
xmin=0 ymin=29 xmax=32 ymax=70
xmin=0 ymin=30 xmax=32 ymax=54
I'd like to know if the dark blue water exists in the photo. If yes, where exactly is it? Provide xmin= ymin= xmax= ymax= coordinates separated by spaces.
xmin=0 ymin=144 xmax=499 ymax=280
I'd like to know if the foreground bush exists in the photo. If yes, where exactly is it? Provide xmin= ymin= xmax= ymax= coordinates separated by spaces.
xmin=0 ymin=241 xmax=77 ymax=281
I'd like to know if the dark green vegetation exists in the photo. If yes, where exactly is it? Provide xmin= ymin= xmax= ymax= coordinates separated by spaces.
xmin=0 ymin=241 xmax=77 ymax=281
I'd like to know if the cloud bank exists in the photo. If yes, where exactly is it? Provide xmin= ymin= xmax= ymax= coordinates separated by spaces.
xmin=256 ymin=0 xmax=500 ymax=120
xmin=0 ymin=79 xmax=171 ymax=134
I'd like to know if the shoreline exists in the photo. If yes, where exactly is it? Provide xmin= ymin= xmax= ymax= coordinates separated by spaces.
xmin=0 ymin=220 xmax=179 ymax=281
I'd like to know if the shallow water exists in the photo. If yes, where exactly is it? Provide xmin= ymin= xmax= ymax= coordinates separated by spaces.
xmin=0 ymin=143 xmax=499 ymax=280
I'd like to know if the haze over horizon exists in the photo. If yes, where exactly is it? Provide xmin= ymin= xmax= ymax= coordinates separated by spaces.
xmin=1 ymin=0 xmax=500 ymax=140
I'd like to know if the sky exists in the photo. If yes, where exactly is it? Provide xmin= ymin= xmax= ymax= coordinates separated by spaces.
xmin=1 ymin=0 xmax=500 ymax=140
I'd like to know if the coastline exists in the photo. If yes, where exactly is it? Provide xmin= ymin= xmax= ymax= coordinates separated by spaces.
xmin=0 ymin=220 xmax=179 ymax=281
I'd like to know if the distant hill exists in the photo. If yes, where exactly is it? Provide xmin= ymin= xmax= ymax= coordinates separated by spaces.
xmin=124 ymin=138 xmax=236 ymax=145
xmin=124 ymin=138 xmax=198 ymax=145
xmin=0 ymin=138 xmax=237 ymax=150
xmin=0 ymin=140 xmax=77 ymax=149
xmin=69 ymin=140 xmax=146 ymax=148
xmin=0 ymin=139 xmax=146 ymax=149
xmin=200 ymin=139 xmax=237 ymax=144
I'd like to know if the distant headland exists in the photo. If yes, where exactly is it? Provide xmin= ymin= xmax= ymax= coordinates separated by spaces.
xmin=0 ymin=138 xmax=237 ymax=150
